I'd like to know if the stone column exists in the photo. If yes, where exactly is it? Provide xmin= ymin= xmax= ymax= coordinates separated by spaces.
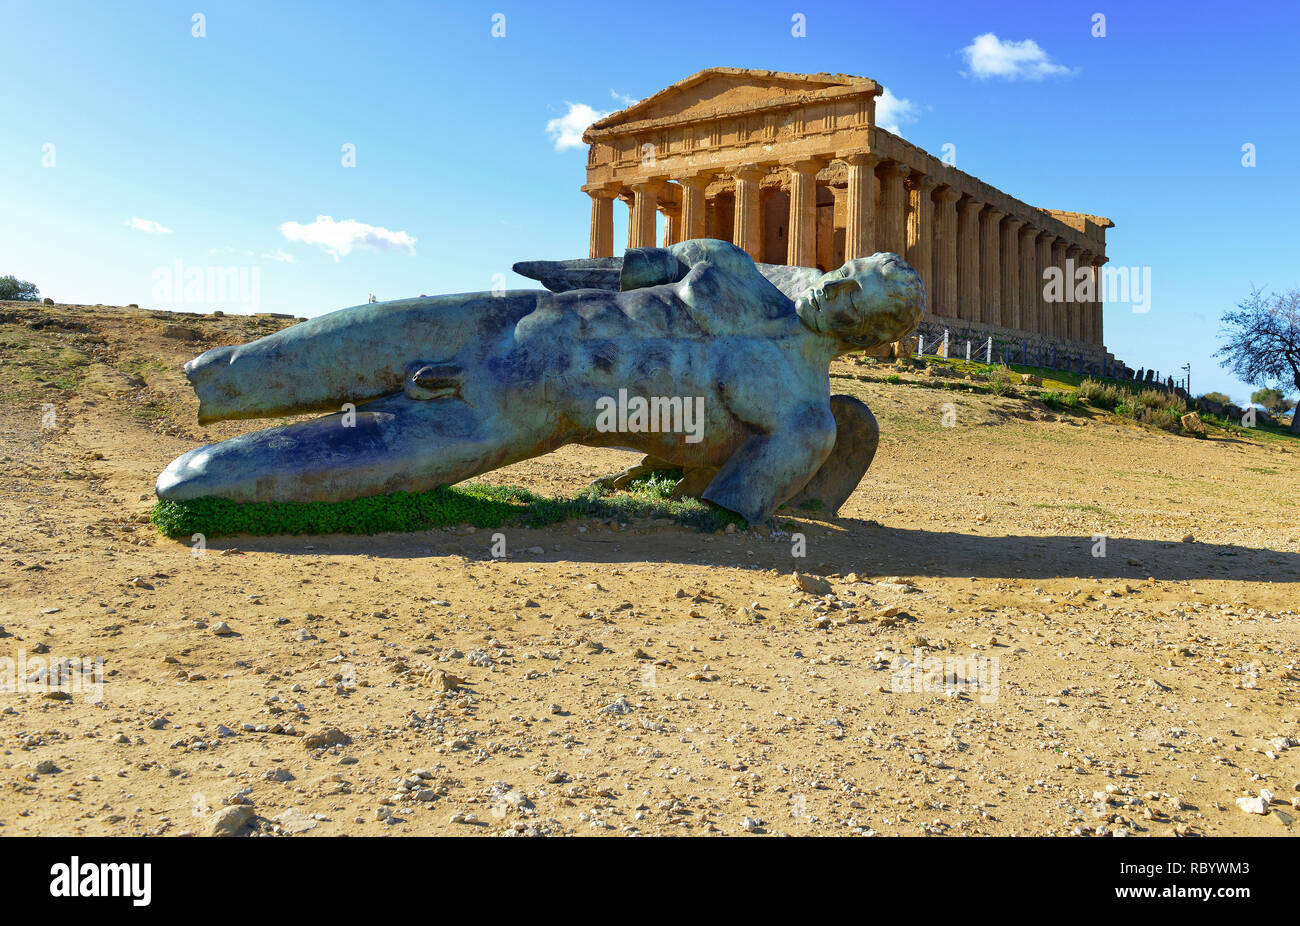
xmin=619 ymin=191 xmax=635 ymax=250
xmin=979 ymin=207 xmax=1004 ymax=327
xmin=932 ymin=186 xmax=961 ymax=318
xmin=1035 ymin=233 xmax=1055 ymax=339
xmin=1091 ymin=256 xmax=1108 ymax=346
xmin=678 ymin=172 xmax=713 ymax=243
xmin=731 ymin=165 xmax=765 ymax=261
xmin=1019 ymin=226 xmax=1041 ymax=334
xmin=957 ymin=197 xmax=984 ymax=322
xmin=784 ymin=158 xmax=825 ymax=268
xmin=841 ymin=151 xmax=881 ymax=260
xmin=1000 ymin=217 xmax=1024 ymax=331
xmin=630 ymin=181 xmax=660 ymax=249
xmin=877 ymin=161 xmax=908 ymax=256
xmin=587 ymin=188 xmax=617 ymax=258
xmin=1051 ymin=239 xmax=1069 ymax=340
xmin=1076 ymin=251 xmax=1093 ymax=344
xmin=1065 ymin=245 xmax=1084 ymax=341
xmin=905 ymin=173 xmax=937 ymax=308
xmin=662 ymin=204 xmax=681 ymax=247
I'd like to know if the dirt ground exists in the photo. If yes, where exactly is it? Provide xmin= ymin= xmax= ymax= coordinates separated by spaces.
xmin=1 ymin=301 xmax=1297 ymax=837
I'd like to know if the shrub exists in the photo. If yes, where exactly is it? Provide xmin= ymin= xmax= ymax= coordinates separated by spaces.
xmin=1077 ymin=377 xmax=1126 ymax=410
xmin=1110 ymin=389 xmax=1188 ymax=432
xmin=1041 ymin=390 xmax=1080 ymax=410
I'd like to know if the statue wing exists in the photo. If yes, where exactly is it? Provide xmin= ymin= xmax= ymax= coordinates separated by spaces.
xmin=513 ymin=253 xmax=822 ymax=297
xmin=511 ymin=257 xmax=622 ymax=292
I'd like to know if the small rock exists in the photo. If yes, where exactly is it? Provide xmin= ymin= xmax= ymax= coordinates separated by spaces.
xmin=793 ymin=573 xmax=832 ymax=596
xmin=1235 ymin=795 xmax=1268 ymax=815
xmin=303 ymin=727 xmax=351 ymax=750
xmin=207 ymin=805 xmax=254 ymax=836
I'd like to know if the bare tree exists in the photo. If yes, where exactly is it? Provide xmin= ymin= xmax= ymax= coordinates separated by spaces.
xmin=1215 ymin=288 xmax=1300 ymax=433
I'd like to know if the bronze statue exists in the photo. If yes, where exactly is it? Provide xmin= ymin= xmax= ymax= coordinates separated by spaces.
xmin=157 ymin=239 xmax=922 ymax=525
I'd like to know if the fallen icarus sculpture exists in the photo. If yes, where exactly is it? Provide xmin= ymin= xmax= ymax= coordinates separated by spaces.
xmin=156 ymin=239 xmax=922 ymax=525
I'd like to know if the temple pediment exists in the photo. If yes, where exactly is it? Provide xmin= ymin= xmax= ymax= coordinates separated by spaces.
xmin=589 ymin=68 xmax=878 ymax=133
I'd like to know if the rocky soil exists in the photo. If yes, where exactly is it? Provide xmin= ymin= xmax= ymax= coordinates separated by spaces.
xmin=1 ymin=301 xmax=1297 ymax=837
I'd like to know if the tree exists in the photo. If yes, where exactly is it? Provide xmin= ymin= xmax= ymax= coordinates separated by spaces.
xmin=0 ymin=275 xmax=40 ymax=301
xmin=1216 ymin=288 xmax=1300 ymax=433
xmin=1251 ymin=388 xmax=1295 ymax=414
xmin=1200 ymin=391 xmax=1232 ymax=405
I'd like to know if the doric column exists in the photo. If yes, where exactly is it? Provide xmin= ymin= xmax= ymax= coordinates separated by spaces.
xmin=905 ymin=172 xmax=937 ymax=307
xmin=587 ymin=188 xmax=617 ymax=258
xmin=979 ymin=207 xmax=1004 ymax=326
xmin=619 ymin=191 xmax=635 ymax=250
xmin=957 ymin=197 xmax=984 ymax=322
xmin=1019 ymin=226 xmax=1041 ymax=333
xmin=1000 ymin=217 xmax=1024 ymax=330
xmin=731 ymin=165 xmax=765 ymax=260
xmin=1035 ymin=233 xmax=1055 ymax=338
xmin=1065 ymin=245 xmax=1084 ymax=341
xmin=630 ymin=181 xmax=661 ymax=249
xmin=784 ymin=157 xmax=826 ymax=268
xmin=1051 ymin=239 xmax=1069 ymax=340
xmin=841 ymin=151 xmax=880 ymax=260
xmin=678 ymin=172 xmax=713 ymax=243
xmin=877 ymin=161 xmax=909 ymax=255
xmin=932 ymin=186 xmax=961 ymax=318
xmin=1076 ymin=251 xmax=1093 ymax=344
xmin=1091 ymin=256 xmax=1109 ymax=346
xmin=662 ymin=204 xmax=681 ymax=247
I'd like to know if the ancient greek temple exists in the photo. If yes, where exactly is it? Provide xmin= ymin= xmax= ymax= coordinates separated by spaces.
xmin=580 ymin=68 xmax=1115 ymax=366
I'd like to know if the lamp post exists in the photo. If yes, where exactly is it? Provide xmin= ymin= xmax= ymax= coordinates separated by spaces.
xmin=1181 ymin=363 xmax=1191 ymax=395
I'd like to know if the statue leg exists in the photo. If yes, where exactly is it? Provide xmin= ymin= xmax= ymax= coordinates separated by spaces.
xmin=156 ymin=392 xmax=556 ymax=504
xmin=700 ymin=403 xmax=838 ymax=525
xmin=782 ymin=394 xmax=879 ymax=517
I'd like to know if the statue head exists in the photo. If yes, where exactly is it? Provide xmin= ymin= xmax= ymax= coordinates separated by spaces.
xmin=794 ymin=252 xmax=923 ymax=352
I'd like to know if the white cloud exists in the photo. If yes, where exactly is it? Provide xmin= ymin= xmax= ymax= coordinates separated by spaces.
xmin=546 ymin=102 xmax=608 ymax=151
xmin=261 ymin=249 xmax=295 ymax=263
xmin=278 ymin=216 xmax=416 ymax=261
xmin=959 ymin=33 xmax=1074 ymax=81
xmin=875 ymin=87 xmax=918 ymax=136
xmin=610 ymin=89 xmax=639 ymax=108
xmin=126 ymin=217 xmax=173 ymax=234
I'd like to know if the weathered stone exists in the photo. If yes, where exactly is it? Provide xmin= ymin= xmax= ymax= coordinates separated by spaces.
xmin=302 ymin=727 xmax=351 ymax=750
xmin=793 ymin=573 xmax=833 ymax=596
xmin=206 ymin=805 xmax=254 ymax=837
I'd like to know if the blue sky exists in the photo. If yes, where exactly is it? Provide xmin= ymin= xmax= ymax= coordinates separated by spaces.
xmin=2 ymin=0 xmax=1297 ymax=402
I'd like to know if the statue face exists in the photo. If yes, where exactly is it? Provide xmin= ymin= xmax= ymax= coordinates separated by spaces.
xmin=794 ymin=252 xmax=923 ymax=351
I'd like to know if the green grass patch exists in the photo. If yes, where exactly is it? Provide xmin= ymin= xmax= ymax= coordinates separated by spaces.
xmin=151 ymin=481 xmax=746 ymax=540
xmin=1031 ymin=502 xmax=1113 ymax=517
xmin=1040 ymin=390 xmax=1081 ymax=410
